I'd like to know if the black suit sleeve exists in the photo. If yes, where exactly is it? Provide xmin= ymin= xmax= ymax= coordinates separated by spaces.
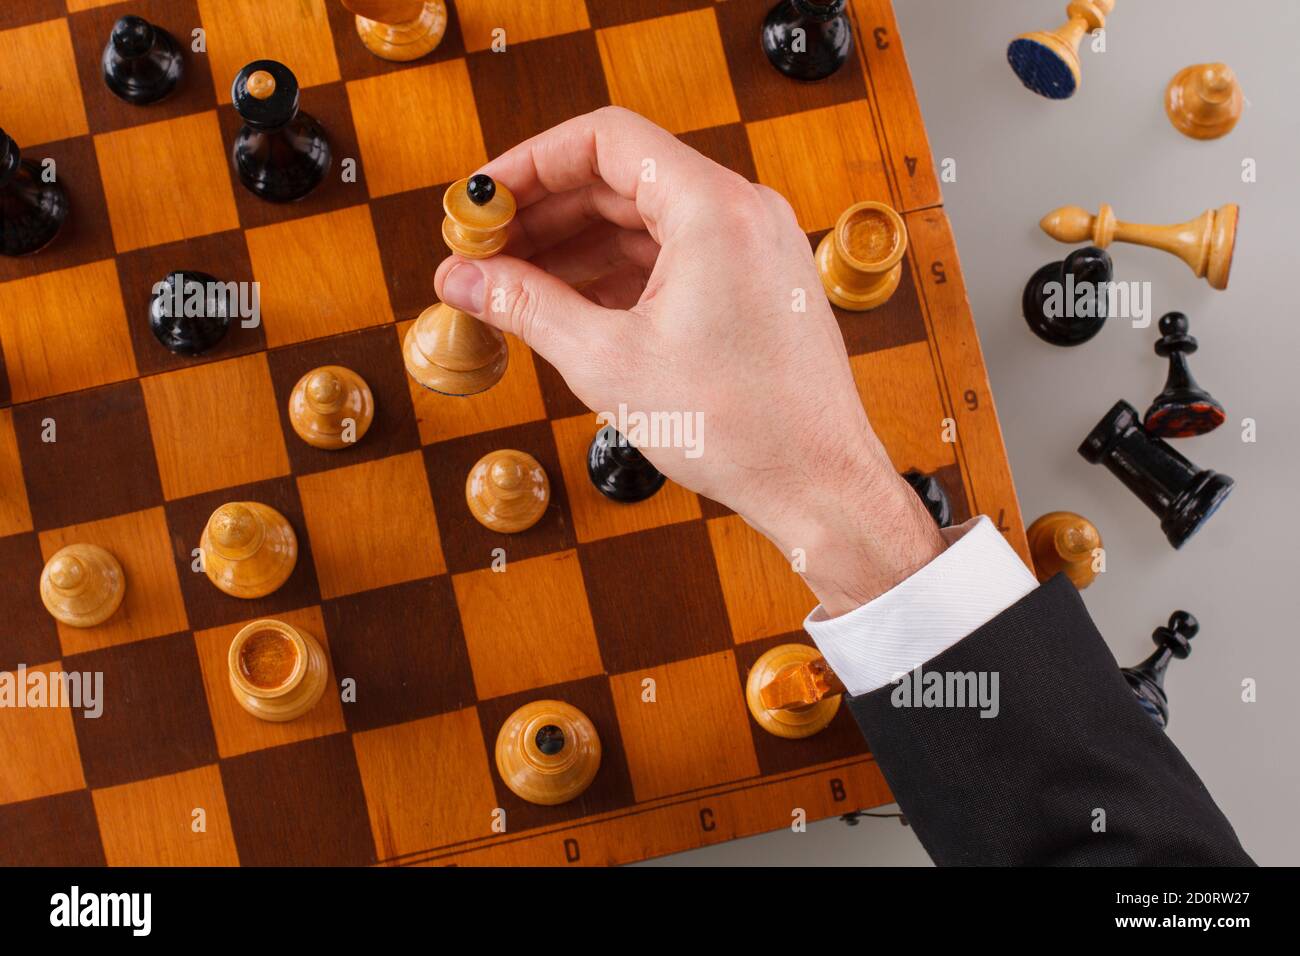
xmin=845 ymin=574 xmax=1253 ymax=866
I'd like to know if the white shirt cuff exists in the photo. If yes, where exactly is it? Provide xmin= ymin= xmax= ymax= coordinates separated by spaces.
xmin=803 ymin=515 xmax=1039 ymax=695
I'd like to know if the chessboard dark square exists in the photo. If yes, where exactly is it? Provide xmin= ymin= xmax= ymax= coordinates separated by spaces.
xmin=368 ymin=183 xmax=448 ymax=322
xmin=586 ymin=0 xmax=714 ymax=30
xmin=0 ymin=0 xmax=66 ymax=32
xmin=532 ymin=353 xmax=589 ymax=420
xmin=806 ymin=230 xmax=928 ymax=357
xmin=679 ymin=123 xmax=758 ymax=183
xmin=714 ymin=0 xmax=870 ymax=124
xmin=326 ymin=0 xmax=467 ymax=83
xmin=13 ymin=380 xmax=164 ymax=530
xmin=116 ymin=229 xmax=264 ymax=378
xmin=421 ymin=419 xmax=576 ymax=575
xmin=0 ymin=533 xmax=59 ymax=672
xmin=164 ymin=475 xmax=322 ymax=632
xmin=733 ymin=632 xmax=870 ymax=777
xmin=68 ymin=0 xmax=217 ymax=136
xmin=474 ymin=673 xmax=636 ymax=832
xmin=67 ymin=631 xmax=218 ymax=789
xmin=580 ymin=521 xmax=731 ymax=674
xmin=267 ymin=325 xmax=420 ymax=476
xmin=0 ymin=791 xmax=106 ymax=866
xmin=929 ymin=462 xmax=972 ymax=525
xmin=220 ymin=732 xmax=376 ymax=866
xmin=466 ymin=30 xmax=611 ymax=157
xmin=321 ymin=576 xmax=476 ymax=733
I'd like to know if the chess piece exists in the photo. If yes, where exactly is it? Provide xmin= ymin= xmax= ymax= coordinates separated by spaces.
xmin=1122 ymin=610 xmax=1196 ymax=729
xmin=1079 ymin=400 xmax=1234 ymax=549
xmin=1166 ymin=63 xmax=1242 ymax=140
xmin=466 ymin=449 xmax=550 ymax=533
xmin=149 ymin=270 xmax=231 ymax=355
xmin=495 ymin=700 xmax=601 ymax=805
xmin=101 ymin=14 xmax=183 ymax=105
xmin=1006 ymin=0 xmax=1115 ymax=99
xmin=587 ymin=426 xmax=666 ymax=503
xmin=288 ymin=366 xmax=374 ymax=449
xmin=200 ymin=502 xmax=298 ymax=598
xmin=761 ymin=0 xmax=853 ymax=82
xmin=442 ymin=174 xmax=516 ymax=259
xmin=1022 ymin=246 xmax=1112 ymax=346
xmin=746 ymin=645 xmax=844 ymax=739
xmin=816 ymin=200 xmax=907 ymax=311
xmin=902 ymin=469 xmax=952 ymax=528
xmin=227 ymin=618 xmax=328 ymax=722
xmin=1143 ymin=312 xmax=1224 ymax=438
xmin=231 ymin=60 xmax=331 ymax=203
xmin=39 ymin=544 xmax=125 ymax=628
xmin=0 ymin=130 xmax=68 ymax=257
xmin=1040 ymin=202 xmax=1238 ymax=291
xmin=1026 ymin=511 xmax=1101 ymax=588
xmin=339 ymin=0 xmax=447 ymax=62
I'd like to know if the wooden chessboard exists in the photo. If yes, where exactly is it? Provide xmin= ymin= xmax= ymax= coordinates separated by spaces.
xmin=0 ymin=0 xmax=1027 ymax=866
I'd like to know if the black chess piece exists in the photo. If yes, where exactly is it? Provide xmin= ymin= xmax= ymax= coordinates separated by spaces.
xmin=902 ymin=469 xmax=952 ymax=528
xmin=1143 ymin=312 xmax=1225 ymax=439
xmin=0 ymin=130 xmax=68 ymax=257
xmin=102 ymin=15 xmax=183 ymax=105
xmin=1079 ymin=399 xmax=1234 ymax=549
xmin=761 ymin=0 xmax=853 ymax=82
xmin=467 ymin=173 xmax=495 ymax=205
xmin=149 ymin=271 xmax=231 ymax=355
xmin=231 ymin=60 xmax=331 ymax=203
xmin=588 ymin=426 xmax=666 ymax=503
xmin=1023 ymin=246 xmax=1112 ymax=345
xmin=1122 ymin=610 xmax=1197 ymax=729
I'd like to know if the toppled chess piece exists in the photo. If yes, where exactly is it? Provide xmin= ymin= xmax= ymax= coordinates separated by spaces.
xmin=1143 ymin=312 xmax=1224 ymax=438
xmin=902 ymin=469 xmax=953 ymax=528
xmin=1022 ymin=246 xmax=1113 ymax=346
xmin=0 ymin=130 xmax=68 ymax=257
xmin=227 ymin=618 xmax=328 ymax=722
xmin=495 ymin=700 xmax=601 ymax=805
xmin=1026 ymin=511 xmax=1101 ymax=589
xmin=149 ymin=270 xmax=231 ymax=355
xmin=466 ymin=449 xmax=550 ymax=533
xmin=746 ymin=644 xmax=844 ymax=739
xmin=1007 ymin=0 xmax=1115 ymax=99
xmin=288 ymin=365 xmax=374 ymax=449
xmin=40 ymin=544 xmax=125 ymax=628
xmin=340 ymin=0 xmax=448 ymax=62
xmin=587 ymin=426 xmax=666 ymax=503
xmin=761 ymin=0 xmax=853 ymax=82
xmin=1122 ymin=610 xmax=1197 ymax=729
xmin=102 ymin=14 xmax=183 ymax=105
xmin=1079 ymin=400 xmax=1233 ymax=549
xmin=816 ymin=200 xmax=908 ymax=311
xmin=231 ymin=60 xmax=331 ymax=203
xmin=1166 ymin=63 xmax=1242 ymax=140
xmin=201 ymin=502 xmax=298 ymax=598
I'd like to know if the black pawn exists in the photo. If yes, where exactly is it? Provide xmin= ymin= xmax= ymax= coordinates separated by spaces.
xmin=588 ymin=426 xmax=666 ymax=503
xmin=231 ymin=60 xmax=331 ymax=203
xmin=1023 ymin=246 xmax=1112 ymax=345
xmin=761 ymin=0 xmax=853 ymax=82
xmin=467 ymin=174 xmax=495 ymax=206
xmin=149 ymin=271 xmax=230 ymax=355
xmin=1122 ymin=611 xmax=1197 ymax=729
xmin=102 ymin=15 xmax=183 ymax=105
xmin=1079 ymin=400 xmax=1234 ymax=549
xmin=1143 ymin=312 xmax=1224 ymax=439
xmin=0 ymin=130 xmax=68 ymax=257
xmin=902 ymin=469 xmax=952 ymax=528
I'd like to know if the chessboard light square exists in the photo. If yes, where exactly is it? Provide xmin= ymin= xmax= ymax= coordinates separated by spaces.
xmin=296 ymin=450 xmax=445 ymax=599
xmin=0 ymin=259 xmax=137 ymax=403
xmin=140 ymin=352 xmax=291 ymax=500
xmin=0 ymin=660 xmax=87 ymax=805
xmin=39 ymin=507 xmax=189 ymax=658
xmin=746 ymin=101 xmax=892 ymax=232
xmin=245 ymin=203 xmax=393 ymax=347
xmin=91 ymin=764 xmax=240 ymax=866
xmin=198 ymin=0 xmax=341 ymax=103
xmin=596 ymin=9 xmax=740 ymax=135
xmin=706 ymin=515 xmax=816 ymax=644
xmin=346 ymin=59 xmax=487 ymax=199
xmin=352 ymin=707 xmax=498 ymax=859
xmin=610 ymin=651 xmax=759 ymax=802
xmin=93 ymin=111 xmax=241 ymax=253
xmin=0 ymin=19 xmax=89 ymax=147
xmin=849 ymin=342 xmax=957 ymax=475
xmin=193 ymin=605 xmax=345 ymax=758
xmin=453 ymin=550 xmax=603 ymax=700
xmin=455 ymin=0 xmax=591 ymax=53
xmin=0 ymin=409 xmax=32 ymax=537
xmin=398 ymin=325 xmax=547 ymax=445
xmin=551 ymin=413 xmax=700 ymax=544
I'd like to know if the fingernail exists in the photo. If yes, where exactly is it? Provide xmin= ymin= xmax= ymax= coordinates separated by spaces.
xmin=441 ymin=261 xmax=485 ymax=313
